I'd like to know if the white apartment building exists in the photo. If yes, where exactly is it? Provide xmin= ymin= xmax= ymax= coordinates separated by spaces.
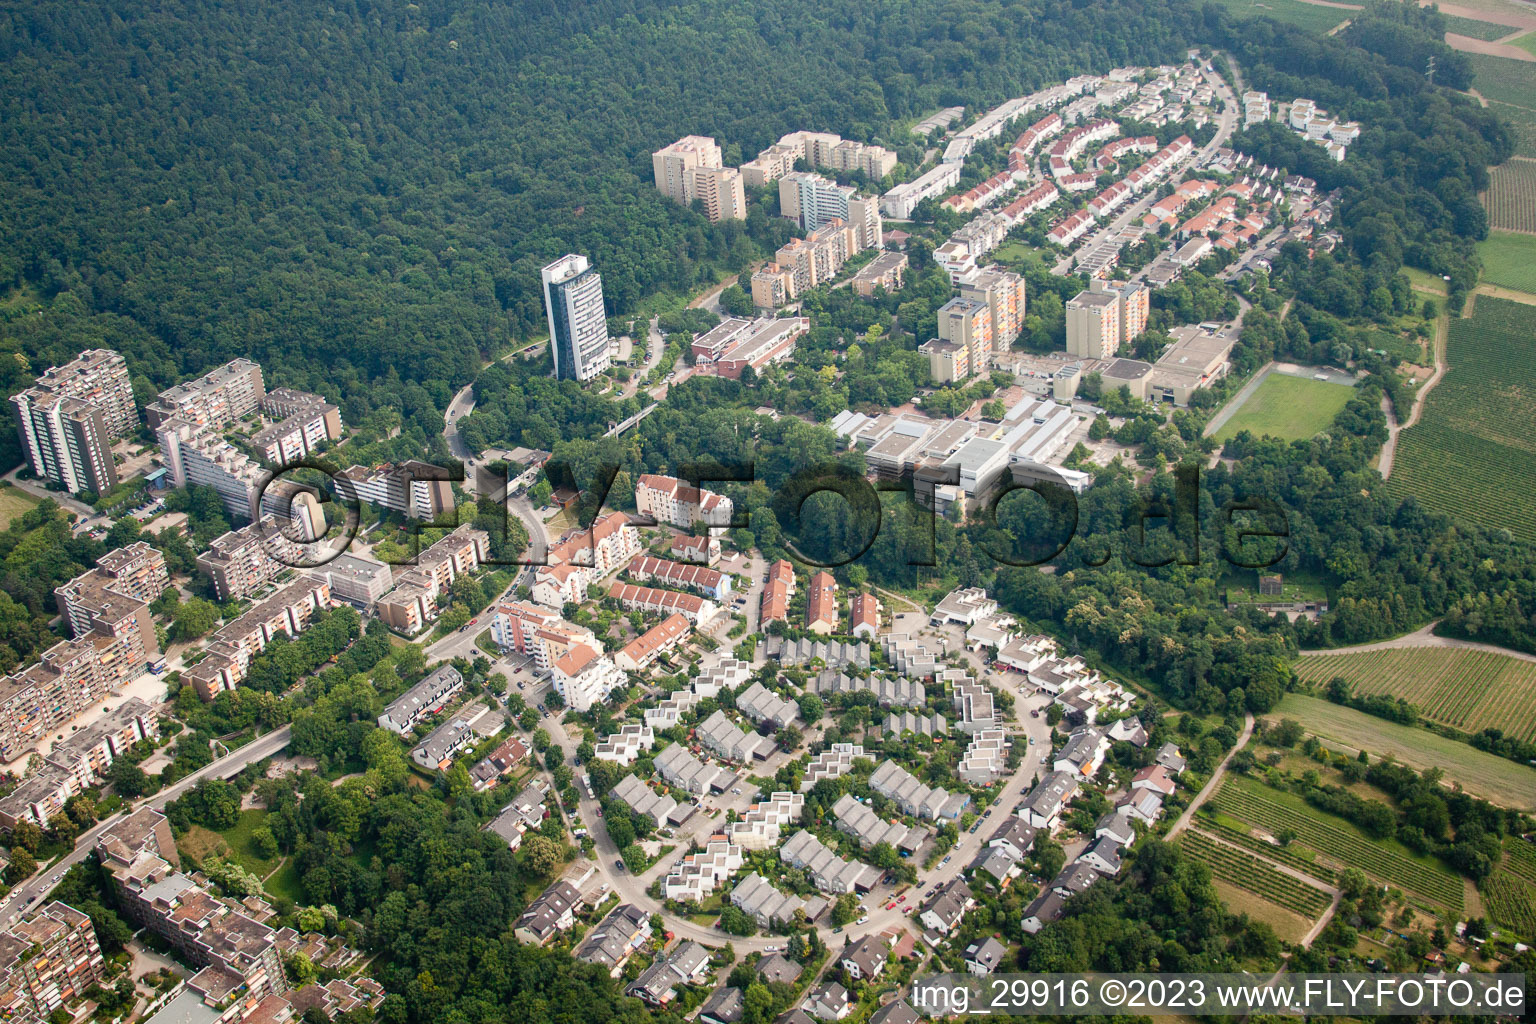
xmin=333 ymin=460 xmax=455 ymax=520
xmin=551 ymin=643 xmax=627 ymax=712
xmin=542 ymin=254 xmax=613 ymax=382
xmin=634 ymin=474 xmax=733 ymax=530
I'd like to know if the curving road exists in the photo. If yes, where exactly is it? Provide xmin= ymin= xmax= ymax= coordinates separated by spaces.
xmin=530 ymin=610 xmax=1055 ymax=951
xmin=0 ymin=726 xmax=294 ymax=930
xmin=1051 ymin=54 xmax=1244 ymax=276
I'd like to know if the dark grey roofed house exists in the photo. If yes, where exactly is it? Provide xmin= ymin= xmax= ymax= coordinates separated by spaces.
xmin=986 ymin=815 xmax=1037 ymax=859
xmin=839 ymin=934 xmax=888 ymax=980
xmin=968 ymin=845 xmax=1019 ymax=886
xmin=869 ymin=1000 xmax=921 ymax=1024
xmin=1049 ymin=860 xmax=1101 ymax=896
xmin=573 ymin=903 xmax=649 ymax=972
xmin=1093 ymin=810 xmax=1135 ymax=846
xmin=701 ymin=988 xmax=745 ymax=1024
xmin=758 ymin=953 xmax=803 ymax=986
xmin=1022 ymin=890 xmax=1067 ymax=933
xmin=964 ymin=936 xmax=1008 ymax=975
xmin=1154 ymin=742 xmax=1187 ymax=773
xmin=1080 ymin=836 xmax=1125 ymax=875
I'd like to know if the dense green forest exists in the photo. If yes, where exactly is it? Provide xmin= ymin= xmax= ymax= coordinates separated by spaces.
xmin=0 ymin=0 xmax=1206 ymax=473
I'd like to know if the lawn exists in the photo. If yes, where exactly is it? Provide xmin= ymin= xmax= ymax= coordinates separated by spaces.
xmin=1203 ymin=0 xmax=1355 ymax=34
xmin=1477 ymin=230 xmax=1536 ymax=293
xmin=1272 ymin=693 xmax=1536 ymax=812
xmin=177 ymin=809 xmax=281 ymax=876
xmin=1213 ymin=372 xmax=1356 ymax=442
xmin=1509 ymin=30 xmax=1536 ymax=55
xmin=1402 ymin=266 xmax=1449 ymax=296
xmin=1389 ymin=296 xmax=1536 ymax=540
xmin=1293 ymin=645 xmax=1536 ymax=744
xmin=0 ymin=484 xmax=40 ymax=530
xmin=1208 ymin=876 xmax=1315 ymax=943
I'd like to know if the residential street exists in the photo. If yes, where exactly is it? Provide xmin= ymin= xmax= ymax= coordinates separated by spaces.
xmin=0 ymin=726 xmax=294 ymax=930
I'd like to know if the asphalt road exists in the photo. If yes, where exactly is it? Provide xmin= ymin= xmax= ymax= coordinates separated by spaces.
xmin=0 ymin=726 xmax=294 ymax=930
xmin=525 ymin=604 xmax=1055 ymax=952
xmin=1052 ymin=56 xmax=1244 ymax=276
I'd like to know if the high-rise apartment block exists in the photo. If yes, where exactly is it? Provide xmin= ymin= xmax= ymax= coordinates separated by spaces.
xmin=919 ymin=339 xmax=970 ymax=384
xmin=1067 ymin=279 xmax=1148 ymax=358
xmin=960 ymin=267 xmax=1027 ymax=350
xmin=156 ymin=418 xmax=266 ymax=520
xmin=1065 ymin=289 xmax=1121 ymax=360
xmin=25 ymin=349 xmax=137 ymax=436
xmin=541 ymin=254 xmax=613 ymax=382
xmin=10 ymin=349 xmax=136 ymax=496
xmin=751 ymin=218 xmax=875 ymax=308
xmin=196 ymin=517 xmax=303 ymax=601
xmin=374 ymin=524 xmax=490 ymax=635
xmin=653 ymin=137 xmax=746 ymax=223
xmin=1091 ymin=278 xmax=1149 ymax=347
xmin=11 ymin=390 xmax=117 ymax=496
xmin=0 ymin=902 xmax=106 ymax=1024
xmin=334 ymin=460 xmax=455 ymax=520
xmin=778 ymin=174 xmax=882 ymax=247
xmin=55 ymin=542 xmax=168 ymax=644
xmin=937 ymin=296 xmax=994 ymax=377
xmin=765 ymin=131 xmax=897 ymax=181
xmin=182 ymin=575 xmax=333 ymax=700
xmin=145 ymin=358 xmax=265 ymax=430
xmin=250 ymin=388 xmax=343 ymax=465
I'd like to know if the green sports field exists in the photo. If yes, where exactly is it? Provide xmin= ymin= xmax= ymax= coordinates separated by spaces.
xmin=1213 ymin=372 xmax=1356 ymax=442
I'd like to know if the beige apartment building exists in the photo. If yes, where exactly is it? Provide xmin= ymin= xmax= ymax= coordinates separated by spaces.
xmin=1065 ymin=289 xmax=1122 ymax=360
xmin=960 ymin=268 xmax=1027 ymax=349
xmin=652 ymin=136 xmax=745 ymax=222
xmin=919 ymin=338 xmax=970 ymax=384
xmin=145 ymin=358 xmax=265 ymax=429
xmin=937 ymin=296 xmax=994 ymax=378
xmin=196 ymin=516 xmax=302 ymax=601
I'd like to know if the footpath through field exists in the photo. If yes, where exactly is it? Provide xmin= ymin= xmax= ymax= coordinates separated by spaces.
xmin=1298 ymin=620 xmax=1536 ymax=666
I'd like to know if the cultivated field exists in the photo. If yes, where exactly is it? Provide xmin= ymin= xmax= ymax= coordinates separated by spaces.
xmin=1483 ymin=160 xmax=1536 ymax=233
xmin=1213 ymin=372 xmax=1356 ymax=442
xmin=1470 ymin=54 xmax=1536 ymax=156
xmin=1293 ymin=647 xmax=1536 ymax=743
xmin=0 ymin=484 xmax=39 ymax=530
xmin=1204 ymin=0 xmax=1355 ymax=33
xmin=1217 ymin=775 xmax=1466 ymax=913
xmin=1478 ymin=230 xmax=1536 ymax=292
xmin=1481 ymin=838 xmax=1536 ymax=938
xmin=1389 ymin=296 xmax=1536 ymax=542
xmin=1272 ymin=694 xmax=1536 ymax=812
xmin=1445 ymin=13 xmax=1520 ymax=39
xmin=1182 ymin=829 xmax=1333 ymax=919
